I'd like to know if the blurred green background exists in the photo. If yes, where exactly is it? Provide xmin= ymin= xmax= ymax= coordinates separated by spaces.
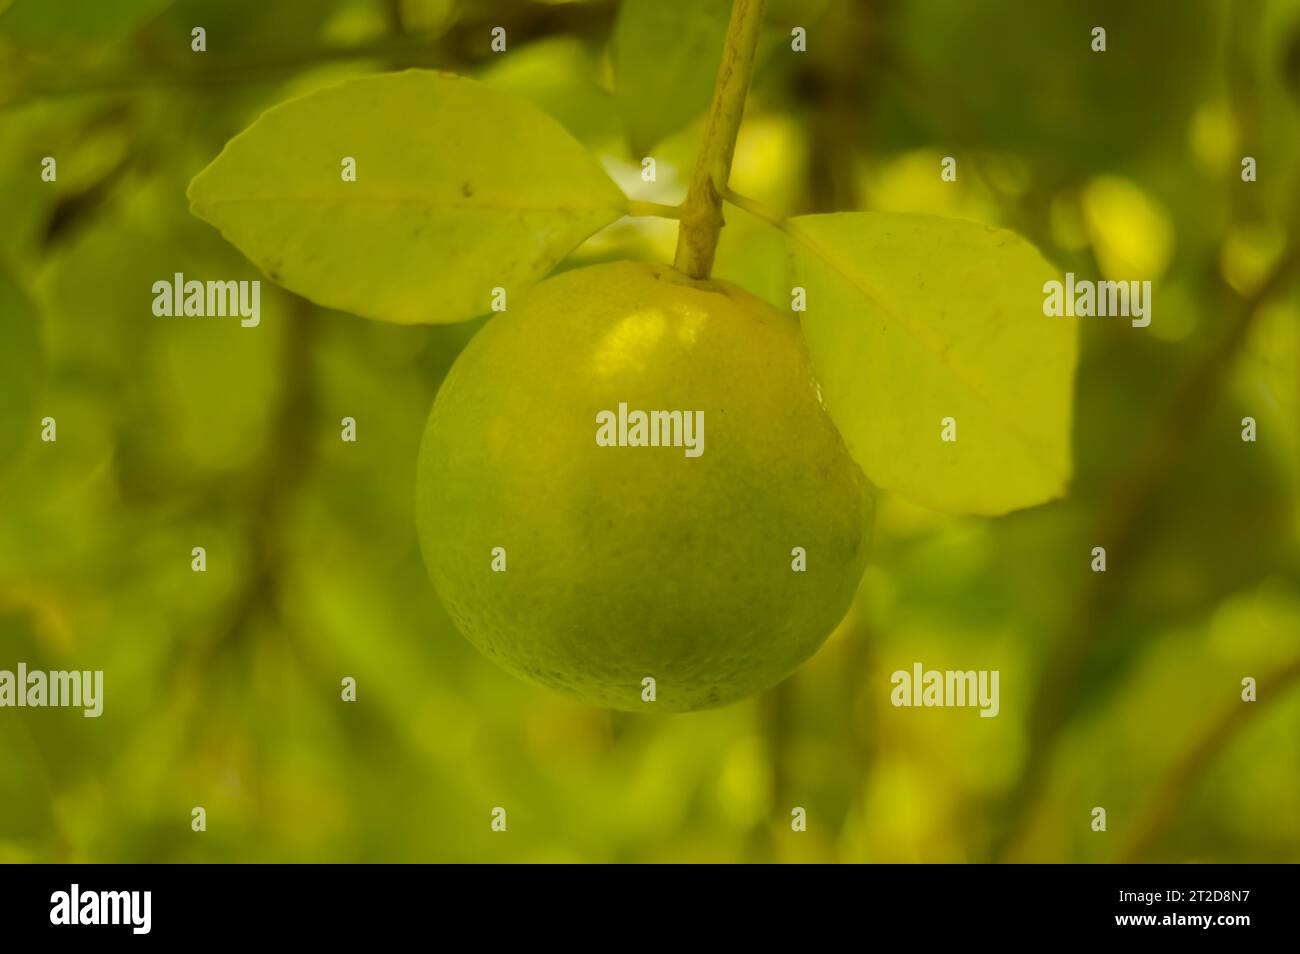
xmin=2 ymin=0 xmax=1299 ymax=863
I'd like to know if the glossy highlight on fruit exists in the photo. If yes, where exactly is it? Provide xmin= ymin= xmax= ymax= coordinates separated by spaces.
xmin=418 ymin=261 xmax=873 ymax=711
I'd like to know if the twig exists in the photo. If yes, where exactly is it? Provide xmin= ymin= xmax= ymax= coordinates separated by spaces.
xmin=625 ymin=200 xmax=682 ymax=219
xmin=672 ymin=0 xmax=767 ymax=279
xmin=1119 ymin=653 xmax=1300 ymax=862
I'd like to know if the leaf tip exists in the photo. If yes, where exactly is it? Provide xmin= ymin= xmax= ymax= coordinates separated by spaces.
xmin=185 ymin=165 xmax=215 ymax=223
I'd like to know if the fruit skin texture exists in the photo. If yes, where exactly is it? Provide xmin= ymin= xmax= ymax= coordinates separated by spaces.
xmin=418 ymin=261 xmax=873 ymax=711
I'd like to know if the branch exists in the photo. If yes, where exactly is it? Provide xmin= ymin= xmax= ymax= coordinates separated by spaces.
xmin=993 ymin=187 xmax=1300 ymax=860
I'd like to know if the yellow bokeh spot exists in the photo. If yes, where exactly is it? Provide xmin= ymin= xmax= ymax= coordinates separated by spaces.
xmin=862 ymin=762 xmax=941 ymax=862
xmin=1189 ymin=99 xmax=1240 ymax=175
xmin=859 ymin=149 xmax=997 ymax=222
xmin=1082 ymin=176 xmax=1175 ymax=280
xmin=1219 ymin=221 xmax=1287 ymax=295
xmin=730 ymin=113 xmax=807 ymax=208
xmin=715 ymin=736 xmax=773 ymax=826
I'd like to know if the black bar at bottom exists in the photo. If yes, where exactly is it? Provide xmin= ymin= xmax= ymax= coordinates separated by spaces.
xmin=0 ymin=862 xmax=1289 ymax=941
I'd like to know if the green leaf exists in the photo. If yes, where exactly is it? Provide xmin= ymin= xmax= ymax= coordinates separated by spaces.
xmin=790 ymin=212 xmax=1076 ymax=515
xmin=0 ymin=267 xmax=43 ymax=475
xmin=712 ymin=204 xmax=792 ymax=312
xmin=478 ymin=37 xmax=619 ymax=147
xmin=612 ymin=0 xmax=731 ymax=156
xmin=189 ymin=70 xmax=627 ymax=325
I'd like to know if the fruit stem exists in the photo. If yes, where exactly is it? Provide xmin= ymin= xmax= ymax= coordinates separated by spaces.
xmin=672 ymin=0 xmax=767 ymax=280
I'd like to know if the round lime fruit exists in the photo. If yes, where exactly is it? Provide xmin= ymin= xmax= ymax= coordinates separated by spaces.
xmin=417 ymin=261 xmax=873 ymax=711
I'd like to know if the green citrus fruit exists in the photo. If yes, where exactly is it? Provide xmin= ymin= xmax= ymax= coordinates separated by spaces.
xmin=417 ymin=260 xmax=873 ymax=711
